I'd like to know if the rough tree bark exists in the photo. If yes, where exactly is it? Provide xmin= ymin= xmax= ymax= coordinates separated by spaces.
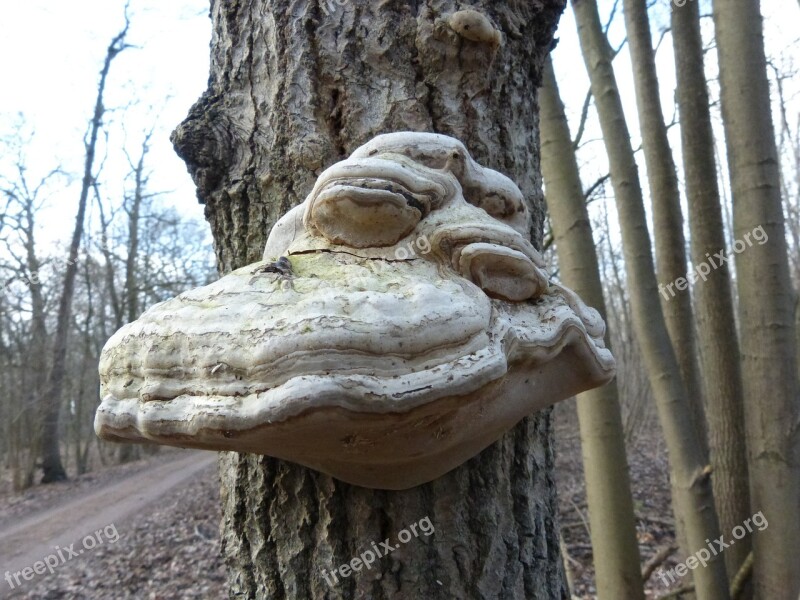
xmin=39 ymin=24 xmax=129 ymax=483
xmin=671 ymin=0 xmax=751 ymax=583
xmin=570 ymin=0 xmax=730 ymax=598
xmin=540 ymin=55 xmax=644 ymax=600
xmin=172 ymin=1 xmax=568 ymax=598
xmin=622 ymin=0 xmax=707 ymax=457
xmin=713 ymin=0 xmax=800 ymax=597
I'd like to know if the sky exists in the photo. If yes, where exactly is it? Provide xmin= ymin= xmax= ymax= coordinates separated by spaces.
xmin=550 ymin=0 xmax=800 ymax=254
xmin=0 ymin=0 xmax=211 ymax=250
xmin=1 ymin=0 xmax=797 ymax=261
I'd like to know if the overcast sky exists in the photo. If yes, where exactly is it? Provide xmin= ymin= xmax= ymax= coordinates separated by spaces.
xmin=0 ymin=0 xmax=210 ymax=250
xmin=1 ymin=0 xmax=797 ymax=258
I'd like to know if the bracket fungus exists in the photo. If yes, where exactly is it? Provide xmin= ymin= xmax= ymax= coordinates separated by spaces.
xmin=95 ymin=132 xmax=615 ymax=490
xmin=447 ymin=9 xmax=502 ymax=47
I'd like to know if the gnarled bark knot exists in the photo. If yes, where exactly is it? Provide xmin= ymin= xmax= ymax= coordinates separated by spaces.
xmin=95 ymin=132 xmax=615 ymax=489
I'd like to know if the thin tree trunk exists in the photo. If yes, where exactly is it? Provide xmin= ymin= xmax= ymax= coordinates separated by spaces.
xmin=125 ymin=132 xmax=150 ymax=324
xmin=622 ymin=0 xmax=707 ymax=457
xmin=95 ymin=188 xmax=123 ymax=329
xmin=22 ymin=194 xmax=48 ymax=487
xmin=570 ymin=1 xmax=729 ymax=598
xmin=540 ymin=55 xmax=645 ymax=600
xmin=172 ymin=1 xmax=568 ymax=598
xmin=671 ymin=0 xmax=751 ymax=584
xmin=713 ymin=0 xmax=800 ymax=596
xmin=39 ymin=23 xmax=129 ymax=483
xmin=118 ymin=131 xmax=150 ymax=465
xmin=74 ymin=259 xmax=94 ymax=476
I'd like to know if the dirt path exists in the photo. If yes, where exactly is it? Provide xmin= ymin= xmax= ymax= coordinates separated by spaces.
xmin=0 ymin=451 xmax=217 ymax=585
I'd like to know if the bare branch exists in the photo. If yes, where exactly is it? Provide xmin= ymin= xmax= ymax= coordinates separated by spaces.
xmin=572 ymin=88 xmax=594 ymax=150
xmin=641 ymin=544 xmax=678 ymax=582
xmin=584 ymin=174 xmax=610 ymax=203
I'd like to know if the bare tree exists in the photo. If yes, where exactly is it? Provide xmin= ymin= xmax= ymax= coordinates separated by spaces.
xmin=541 ymin=55 xmax=645 ymax=600
xmin=116 ymin=128 xmax=152 ymax=464
xmin=594 ymin=203 xmax=656 ymax=444
xmin=570 ymin=0 xmax=729 ymax=597
xmin=622 ymin=0 xmax=707 ymax=455
xmin=671 ymin=0 xmax=751 ymax=583
xmin=0 ymin=137 xmax=61 ymax=489
xmin=713 ymin=0 xmax=800 ymax=596
xmin=39 ymin=21 xmax=130 ymax=482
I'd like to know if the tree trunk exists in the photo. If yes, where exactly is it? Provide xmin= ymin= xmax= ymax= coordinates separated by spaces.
xmin=125 ymin=138 xmax=144 ymax=325
xmin=23 ymin=195 xmax=48 ymax=487
xmin=540 ymin=55 xmax=645 ymax=600
xmin=671 ymin=0 xmax=751 ymax=584
xmin=74 ymin=261 xmax=96 ymax=476
xmin=96 ymin=193 xmax=124 ymax=329
xmin=118 ymin=131 xmax=149 ymax=465
xmin=172 ymin=1 xmax=568 ymax=598
xmin=713 ymin=0 xmax=800 ymax=596
xmin=622 ymin=0 xmax=707 ymax=458
xmin=569 ymin=0 xmax=730 ymax=598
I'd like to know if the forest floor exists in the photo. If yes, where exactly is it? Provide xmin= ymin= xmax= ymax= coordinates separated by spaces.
xmin=0 ymin=449 xmax=225 ymax=599
xmin=0 ymin=408 xmax=682 ymax=600
xmin=554 ymin=400 xmax=682 ymax=599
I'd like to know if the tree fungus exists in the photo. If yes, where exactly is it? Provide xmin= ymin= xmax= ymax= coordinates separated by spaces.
xmin=95 ymin=132 xmax=615 ymax=489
